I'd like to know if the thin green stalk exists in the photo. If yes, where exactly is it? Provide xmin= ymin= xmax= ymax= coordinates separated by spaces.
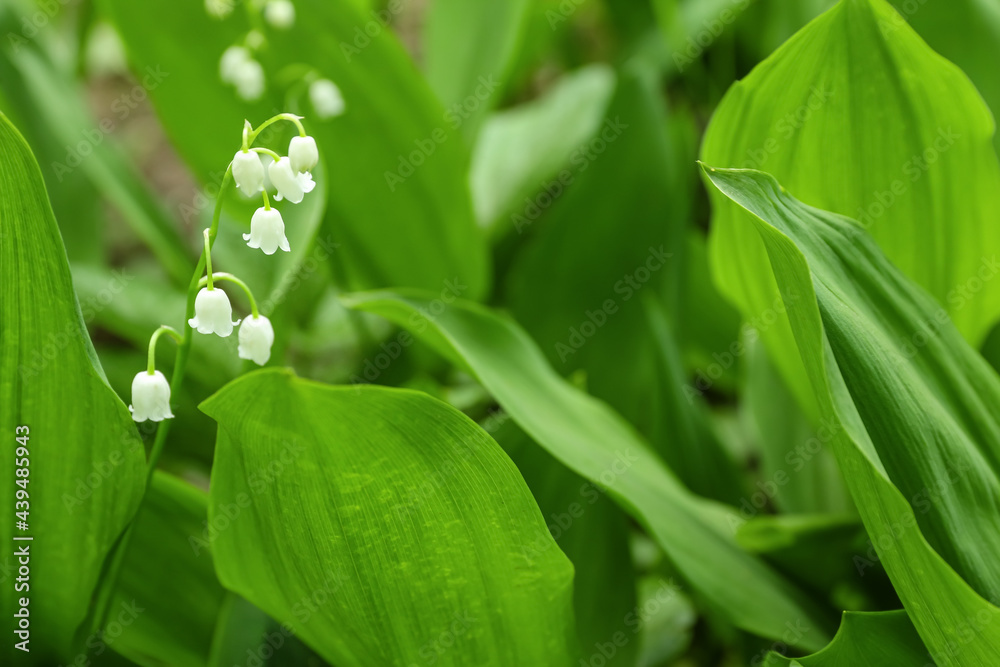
xmin=146 ymin=326 xmax=182 ymax=375
xmin=198 ymin=272 xmax=260 ymax=318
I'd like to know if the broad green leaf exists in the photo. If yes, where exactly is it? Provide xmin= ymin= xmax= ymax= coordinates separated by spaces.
xmin=101 ymin=0 xmax=489 ymax=299
xmin=494 ymin=419 xmax=638 ymax=667
xmin=424 ymin=0 xmax=531 ymax=138
xmin=701 ymin=0 xmax=1000 ymax=415
xmin=763 ymin=611 xmax=926 ymax=666
xmin=109 ymin=473 xmax=226 ymax=667
xmin=343 ymin=291 xmax=834 ymax=650
xmin=201 ymin=369 xmax=577 ymax=667
xmin=0 ymin=112 xmax=146 ymax=663
xmin=470 ymin=64 xmax=615 ymax=233
xmin=702 ymin=165 xmax=1000 ymax=663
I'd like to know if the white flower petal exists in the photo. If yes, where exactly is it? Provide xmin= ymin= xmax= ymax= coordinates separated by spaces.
xmin=188 ymin=287 xmax=241 ymax=337
xmin=264 ymin=0 xmax=295 ymax=29
xmin=246 ymin=207 xmax=290 ymax=255
xmin=232 ymin=150 xmax=264 ymax=194
xmin=238 ymin=315 xmax=275 ymax=366
xmin=288 ymin=135 xmax=318 ymax=173
xmin=129 ymin=370 xmax=174 ymax=422
xmin=268 ymin=157 xmax=305 ymax=204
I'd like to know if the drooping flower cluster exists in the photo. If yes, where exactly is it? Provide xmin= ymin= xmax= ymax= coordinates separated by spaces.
xmin=207 ymin=0 xmax=347 ymax=119
xmin=130 ymin=114 xmax=319 ymax=422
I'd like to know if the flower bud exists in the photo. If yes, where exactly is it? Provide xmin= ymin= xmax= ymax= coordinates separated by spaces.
xmin=288 ymin=135 xmax=318 ymax=173
xmin=219 ymin=46 xmax=250 ymax=84
xmin=129 ymin=370 xmax=173 ymax=422
xmin=238 ymin=315 xmax=275 ymax=365
xmin=309 ymin=79 xmax=345 ymax=119
xmin=233 ymin=59 xmax=265 ymax=102
xmin=232 ymin=150 xmax=265 ymax=194
xmin=264 ymin=0 xmax=295 ymax=29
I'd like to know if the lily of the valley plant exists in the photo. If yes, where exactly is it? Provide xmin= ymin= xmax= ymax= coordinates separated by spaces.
xmin=129 ymin=113 xmax=318 ymax=424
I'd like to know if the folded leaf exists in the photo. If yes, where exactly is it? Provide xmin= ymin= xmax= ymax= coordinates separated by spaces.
xmin=702 ymin=0 xmax=1000 ymax=415
xmin=343 ymin=290 xmax=834 ymax=650
xmin=201 ymin=369 xmax=577 ymax=667
xmin=702 ymin=164 xmax=1000 ymax=663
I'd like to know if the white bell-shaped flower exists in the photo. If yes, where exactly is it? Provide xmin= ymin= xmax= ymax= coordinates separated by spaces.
xmin=232 ymin=150 xmax=264 ymax=194
xmin=244 ymin=207 xmax=291 ymax=255
xmin=238 ymin=315 xmax=275 ymax=365
xmin=219 ymin=45 xmax=250 ymax=83
xmin=129 ymin=370 xmax=173 ymax=422
xmin=264 ymin=0 xmax=295 ymax=29
xmin=188 ymin=287 xmax=241 ymax=337
xmin=309 ymin=79 xmax=345 ymax=119
xmin=233 ymin=59 xmax=265 ymax=102
xmin=288 ymin=135 xmax=318 ymax=173
xmin=268 ymin=156 xmax=315 ymax=204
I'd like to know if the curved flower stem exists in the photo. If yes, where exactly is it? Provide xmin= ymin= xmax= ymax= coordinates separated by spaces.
xmin=203 ymin=229 xmax=214 ymax=290
xmin=251 ymin=146 xmax=281 ymax=161
xmin=146 ymin=164 xmax=233 ymax=481
xmin=198 ymin=272 xmax=260 ymax=318
xmin=261 ymin=188 xmax=272 ymax=211
xmin=96 ymin=164 xmax=234 ymax=639
xmin=146 ymin=326 xmax=183 ymax=375
xmin=248 ymin=112 xmax=306 ymax=143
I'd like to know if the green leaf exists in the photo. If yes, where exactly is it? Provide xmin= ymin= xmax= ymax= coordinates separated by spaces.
xmin=469 ymin=64 xmax=616 ymax=232
xmin=0 ymin=112 xmax=146 ymax=663
xmin=701 ymin=0 xmax=1000 ymax=415
xmin=424 ymin=0 xmax=531 ymax=138
xmin=701 ymin=164 xmax=1000 ymax=663
xmin=887 ymin=0 xmax=1000 ymax=156
xmin=342 ymin=290 xmax=834 ymax=650
xmin=763 ymin=611 xmax=926 ymax=666
xmin=201 ymin=369 xmax=577 ymax=667
xmin=100 ymin=0 xmax=489 ymax=299
xmin=108 ymin=473 xmax=226 ymax=667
